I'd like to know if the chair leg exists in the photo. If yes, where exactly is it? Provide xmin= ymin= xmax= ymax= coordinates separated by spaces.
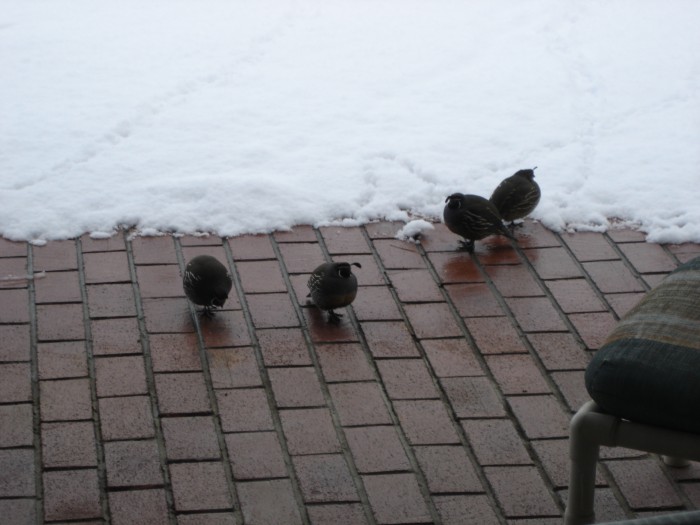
xmin=662 ymin=456 xmax=691 ymax=468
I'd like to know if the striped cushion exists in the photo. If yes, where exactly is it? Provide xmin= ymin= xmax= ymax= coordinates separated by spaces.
xmin=585 ymin=256 xmax=700 ymax=434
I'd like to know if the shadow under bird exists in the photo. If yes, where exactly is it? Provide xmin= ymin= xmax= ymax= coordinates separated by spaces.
xmin=443 ymin=193 xmax=513 ymax=253
xmin=489 ymin=168 xmax=541 ymax=225
xmin=183 ymin=255 xmax=233 ymax=318
xmin=307 ymin=261 xmax=362 ymax=323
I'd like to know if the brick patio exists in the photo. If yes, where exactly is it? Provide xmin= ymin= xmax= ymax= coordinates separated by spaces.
xmin=1 ymin=220 xmax=699 ymax=524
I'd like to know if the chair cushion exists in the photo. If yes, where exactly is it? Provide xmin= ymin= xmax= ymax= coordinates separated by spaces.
xmin=585 ymin=255 xmax=700 ymax=434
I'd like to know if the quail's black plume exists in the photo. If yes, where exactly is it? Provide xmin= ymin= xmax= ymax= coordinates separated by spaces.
xmin=183 ymin=255 xmax=233 ymax=317
xmin=307 ymin=262 xmax=361 ymax=323
xmin=443 ymin=193 xmax=513 ymax=252
xmin=490 ymin=168 xmax=541 ymax=224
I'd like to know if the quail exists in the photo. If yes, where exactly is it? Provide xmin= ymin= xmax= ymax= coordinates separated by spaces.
xmin=443 ymin=193 xmax=513 ymax=252
xmin=307 ymin=262 xmax=361 ymax=323
xmin=183 ymin=255 xmax=233 ymax=317
xmin=489 ymin=168 xmax=541 ymax=225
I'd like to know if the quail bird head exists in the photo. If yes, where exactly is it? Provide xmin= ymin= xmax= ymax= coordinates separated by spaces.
xmin=183 ymin=255 xmax=233 ymax=318
xmin=489 ymin=168 xmax=541 ymax=225
xmin=443 ymin=193 xmax=513 ymax=253
xmin=307 ymin=261 xmax=361 ymax=323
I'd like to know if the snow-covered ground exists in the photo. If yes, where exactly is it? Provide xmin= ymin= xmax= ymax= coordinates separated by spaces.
xmin=2 ymin=0 xmax=699 ymax=244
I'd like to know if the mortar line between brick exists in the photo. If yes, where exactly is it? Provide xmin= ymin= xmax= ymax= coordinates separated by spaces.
xmin=270 ymin=232 xmax=378 ymax=525
xmin=124 ymin=235 xmax=177 ymax=525
xmin=602 ymin=233 xmax=652 ymax=293
xmin=75 ymin=237 xmax=111 ymax=524
xmin=222 ymin=236 xmax=312 ymax=525
xmin=174 ymin=237 xmax=243 ymax=525
xmin=26 ymin=243 xmax=44 ymax=525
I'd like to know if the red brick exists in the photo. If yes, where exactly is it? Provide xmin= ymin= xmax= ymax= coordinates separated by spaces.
xmin=279 ymin=407 xmax=340 ymax=455
xmin=643 ymin=273 xmax=667 ymax=288
xmin=278 ymin=242 xmax=324 ymax=273
xmin=0 ymin=449 xmax=34 ymax=497
xmin=0 ymin=289 xmax=29 ymax=323
xmin=422 ymin=338 xmax=483 ymax=377
xmin=344 ymin=426 xmax=411 ymax=473
xmin=155 ymin=372 xmax=210 ymax=415
xmin=414 ymin=445 xmax=483 ymax=493
xmin=229 ymin=234 xmax=275 ymax=260
xmin=237 ymin=479 xmax=303 ymax=525
xmin=40 ymin=378 xmax=92 ymax=421
xmin=0 ymin=363 xmax=31 ymax=402
xmin=561 ymin=232 xmax=618 ymax=262
xmin=0 ymin=324 xmax=30 ymax=362
xmin=352 ymin=286 xmax=402 ymax=321
xmin=136 ymin=264 xmax=183 ymax=298
xmin=247 ymin=293 xmax=299 ymax=328
xmin=442 ymin=376 xmax=506 ymax=418
xmin=329 ymin=382 xmax=392 ymax=426
xmin=82 ymin=251 xmax=130 ymax=284
xmin=462 ymin=418 xmax=531 ymax=465
xmin=608 ymin=228 xmax=646 ymax=243
xmin=225 ymin=431 xmax=287 ymax=480
xmin=42 ymin=421 xmax=96 ymax=468
xmin=236 ymin=260 xmax=286 ymax=293
xmin=104 ymin=439 xmax=162 ymax=487
xmin=484 ymin=465 xmax=560 ymax=517
xmin=546 ymin=279 xmax=606 ymax=313
xmin=485 ymin=264 xmax=543 ymax=297
xmin=304 ymin=307 xmax=359 ymax=343
xmin=515 ymin=221 xmax=561 ymax=248
xmin=274 ymin=225 xmax=317 ymax=243
xmin=506 ymin=297 xmax=568 ymax=332
xmin=181 ymin=245 xmax=227 ymax=266
xmin=364 ymin=221 xmax=404 ymax=240
xmin=361 ymin=321 xmax=419 ymax=358
xmin=307 ymin=503 xmax=369 ymax=525
xmin=293 ymin=454 xmax=358 ymax=503
xmin=99 ymin=395 xmax=154 ymax=440
xmin=682 ymin=483 xmax=700 ymax=508
xmin=87 ymin=283 xmax=136 ymax=318
xmin=0 ymin=257 xmax=28 ymax=290
xmin=0 ymin=238 xmax=27 ymax=257
xmin=269 ymin=367 xmax=325 ymax=408
xmin=552 ymin=370 xmax=591 ymax=411
xmin=525 ymin=247 xmax=582 ymax=280
xmin=316 ymin=343 xmax=375 ymax=382
xmin=341 ymin=254 xmax=385 ymax=285
xmin=427 ymin=252 xmax=483 ymax=284
xmin=387 ymin=269 xmax=443 ymax=303
xmin=95 ymin=355 xmax=147 ymax=397
xmin=606 ymin=457 xmax=683 ymax=509
xmin=33 ymin=241 xmax=77 ymax=271
xmin=531 ymin=438 xmax=605 ymax=488
xmin=404 ymin=302 xmax=462 ymax=339
xmin=374 ymin=239 xmax=425 ymax=269
xmin=420 ymin=223 xmax=466 ymax=252
xmin=177 ymin=513 xmax=236 ymax=525
xmin=201 ymin=310 xmax=251 ymax=348
xmin=37 ymin=303 xmax=84 ymax=340
xmin=527 ymin=333 xmax=589 ymax=371
xmin=362 ymin=472 xmax=431 ymax=524
xmin=149 ymin=332 xmax=200 ymax=372
xmin=34 ymin=270 xmax=81 ymax=303
xmin=0 ymin=404 xmax=33 ymax=447
xmin=445 ymin=282 xmax=503 ymax=317
xmin=216 ymin=388 xmax=274 ymax=432
xmin=568 ymin=312 xmax=618 ymax=350
xmin=464 ymin=317 xmax=526 ymax=354
xmin=162 ymin=416 xmax=220 ymax=460
xmin=394 ymin=400 xmax=460 ymax=445
xmin=0 ymin=499 xmax=35 ymax=525
xmin=43 ymin=469 xmax=100 ymax=521
xmin=583 ymin=260 xmax=645 ymax=293
xmin=508 ymin=395 xmax=570 ymax=438
xmin=257 ymin=328 xmax=311 ymax=366
xmin=377 ymin=359 xmax=439 ymax=399
xmin=91 ymin=317 xmax=141 ymax=355
xmin=170 ymin=462 xmax=232 ymax=511
xmin=143 ymin=297 xmax=194 ymax=333
xmin=80 ymin=232 xmax=126 ymax=252
xmin=208 ymin=347 xmax=261 ymax=388
xmin=618 ymin=242 xmax=676 ymax=274
xmin=109 ymin=489 xmax=169 ymax=525
xmin=131 ymin=235 xmax=176 ymax=265
xmin=290 ymin=273 xmax=313 ymax=305
xmin=180 ymin=233 xmax=224 ymax=246
xmin=320 ymin=227 xmax=371 ymax=254
xmin=485 ymin=354 xmax=550 ymax=395
xmin=434 ymin=494 xmax=500 ymax=525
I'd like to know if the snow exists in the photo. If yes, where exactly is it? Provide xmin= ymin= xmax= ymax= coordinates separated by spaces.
xmin=1 ymin=0 xmax=699 ymax=244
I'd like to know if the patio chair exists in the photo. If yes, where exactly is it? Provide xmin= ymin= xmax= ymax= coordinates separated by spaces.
xmin=564 ymin=256 xmax=700 ymax=525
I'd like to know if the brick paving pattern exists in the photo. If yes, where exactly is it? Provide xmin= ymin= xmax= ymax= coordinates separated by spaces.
xmin=1 ymin=221 xmax=699 ymax=524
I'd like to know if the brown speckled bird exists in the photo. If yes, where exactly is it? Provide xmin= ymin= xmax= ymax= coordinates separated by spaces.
xmin=443 ymin=193 xmax=513 ymax=252
xmin=490 ymin=168 xmax=541 ymax=225
xmin=307 ymin=262 xmax=361 ymax=323
xmin=183 ymin=255 xmax=233 ymax=318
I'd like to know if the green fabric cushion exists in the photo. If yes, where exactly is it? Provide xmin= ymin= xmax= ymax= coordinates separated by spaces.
xmin=585 ymin=256 xmax=700 ymax=434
